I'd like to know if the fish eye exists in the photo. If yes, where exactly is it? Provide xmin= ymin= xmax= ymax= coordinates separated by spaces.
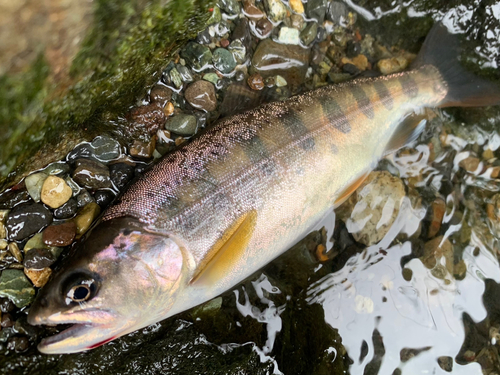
xmin=62 ymin=273 xmax=98 ymax=305
xmin=68 ymin=284 xmax=91 ymax=302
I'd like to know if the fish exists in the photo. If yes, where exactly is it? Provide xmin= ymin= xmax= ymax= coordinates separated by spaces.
xmin=28 ymin=23 xmax=500 ymax=354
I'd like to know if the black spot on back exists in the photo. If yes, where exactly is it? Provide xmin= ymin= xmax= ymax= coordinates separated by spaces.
xmin=373 ymin=80 xmax=394 ymax=110
xmin=351 ymin=86 xmax=375 ymax=119
xmin=318 ymin=96 xmax=351 ymax=133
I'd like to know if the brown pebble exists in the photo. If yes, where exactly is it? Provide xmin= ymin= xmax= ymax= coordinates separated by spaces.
xmin=341 ymin=55 xmax=369 ymax=71
xmin=8 ymin=242 xmax=22 ymax=263
xmin=164 ymin=102 xmax=175 ymax=117
xmin=184 ymin=80 xmax=217 ymax=112
xmin=459 ymin=156 xmax=480 ymax=172
xmin=247 ymin=73 xmax=265 ymax=90
xmin=490 ymin=166 xmax=500 ymax=178
xmin=150 ymin=85 xmax=172 ymax=107
xmin=175 ymin=137 xmax=187 ymax=147
xmin=7 ymin=336 xmax=29 ymax=353
xmin=130 ymin=138 xmax=157 ymax=160
xmin=243 ymin=0 xmax=265 ymax=20
xmin=315 ymin=244 xmax=328 ymax=262
xmin=1 ymin=312 xmax=14 ymax=328
xmin=42 ymin=222 xmax=77 ymax=247
xmin=220 ymin=39 xmax=230 ymax=48
xmin=255 ymin=18 xmax=273 ymax=38
xmin=377 ymin=56 xmax=409 ymax=75
xmin=25 ymin=267 xmax=52 ymax=287
xmin=428 ymin=198 xmax=445 ymax=238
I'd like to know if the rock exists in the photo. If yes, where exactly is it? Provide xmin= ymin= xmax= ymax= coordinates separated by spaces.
xmin=342 ymin=63 xmax=360 ymax=75
xmin=130 ymin=138 xmax=156 ymax=160
xmin=202 ymin=72 xmax=219 ymax=85
xmin=169 ymin=68 xmax=183 ymax=89
xmin=25 ymin=173 xmax=48 ymax=203
xmin=0 ymin=298 xmax=15 ymax=313
xmin=342 ymin=55 xmax=369 ymax=71
xmin=212 ymin=48 xmax=236 ymax=74
xmin=265 ymin=0 xmax=287 ymax=22
xmin=422 ymin=236 xmax=454 ymax=276
xmin=7 ymin=336 xmax=30 ymax=353
xmin=343 ymin=171 xmax=406 ymax=246
xmin=255 ymin=18 xmax=273 ymax=38
xmin=150 ymin=84 xmax=172 ymax=107
xmin=290 ymin=14 xmax=305 ymax=30
xmin=164 ymin=102 xmax=175 ymax=117
xmin=165 ymin=114 xmax=198 ymax=136
xmin=95 ymin=190 xmax=115 ymax=208
xmin=128 ymin=103 xmax=167 ymax=135
xmin=181 ymin=42 xmax=213 ymax=71
xmin=306 ymin=0 xmax=328 ymax=23
xmin=1 ymin=312 xmax=14 ymax=328
xmin=76 ymin=190 xmax=95 ymax=208
xmin=72 ymin=159 xmax=112 ymax=190
xmin=242 ymin=0 xmax=265 ymax=20
xmin=8 ymin=243 xmax=22 ymax=263
xmin=23 ymin=248 xmax=56 ymax=269
xmin=428 ymin=198 xmax=445 ymax=238
xmin=290 ymin=0 xmax=304 ymax=13
xmin=328 ymin=1 xmax=350 ymax=26
xmin=74 ymin=202 xmax=101 ymax=237
xmin=91 ymin=136 xmax=121 ymax=161
xmin=110 ymin=163 xmax=135 ymax=191
xmin=275 ymin=75 xmax=287 ymax=87
xmin=247 ymin=73 xmax=265 ymax=90
xmin=278 ymin=27 xmax=300 ymax=45
xmin=6 ymin=204 xmax=52 ymax=241
xmin=459 ymin=156 xmax=481 ymax=172
xmin=43 ymin=222 xmax=77 ymax=247
xmin=24 ymin=233 xmax=44 ymax=252
xmin=185 ymin=80 xmax=217 ymax=112
xmin=0 ymin=239 xmax=7 ymax=249
xmin=300 ymin=22 xmax=318 ymax=45
xmin=207 ymin=5 xmax=222 ymax=25
xmin=377 ymin=57 xmax=409 ymax=75
xmin=487 ymin=194 xmax=500 ymax=238
xmin=54 ymin=198 xmax=78 ymax=219
xmin=24 ymin=267 xmax=52 ymax=288
xmin=220 ymin=0 xmax=241 ymax=15
xmin=177 ymin=64 xmax=194 ymax=83
xmin=67 ymin=143 xmax=95 ymax=164
xmin=232 ymin=18 xmax=252 ymax=50
xmin=252 ymin=39 xmax=310 ymax=85
xmin=40 ymin=176 xmax=73 ymax=209
xmin=0 ymin=270 xmax=35 ymax=308
xmin=43 ymin=162 xmax=71 ymax=176
xmin=228 ymin=40 xmax=246 ymax=64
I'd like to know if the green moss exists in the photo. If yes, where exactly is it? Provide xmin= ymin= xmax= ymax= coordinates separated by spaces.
xmin=0 ymin=0 xmax=214 ymax=189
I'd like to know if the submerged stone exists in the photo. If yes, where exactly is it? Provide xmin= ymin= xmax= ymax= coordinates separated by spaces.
xmin=278 ymin=27 xmax=301 ymax=45
xmin=300 ymin=22 xmax=318 ymax=45
xmin=72 ymin=159 xmax=112 ymax=190
xmin=220 ymin=0 xmax=241 ymax=15
xmin=94 ymin=189 xmax=115 ymax=208
xmin=24 ymin=267 xmax=52 ymax=288
xmin=41 ymin=176 xmax=73 ymax=209
xmin=0 ymin=270 xmax=35 ymax=308
xmin=25 ymin=172 xmax=48 ymax=203
xmin=6 ymin=203 xmax=52 ymax=241
xmin=42 ymin=222 xmax=77 ymax=247
xmin=91 ymin=136 xmax=121 ymax=161
xmin=23 ymin=248 xmax=56 ymax=269
xmin=181 ymin=42 xmax=213 ymax=71
xmin=53 ymin=198 xmax=78 ymax=219
xmin=165 ymin=114 xmax=198 ymax=136
xmin=110 ymin=163 xmax=135 ymax=191
xmin=212 ymin=48 xmax=236 ymax=74
xmin=74 ymin=202 xmax=101 ymax=236
xmin=228 ymin=40 xmax=246 ymax=64
xmin=185 ymin=80 xmax=217 ymax=112
xmin=76 ymin=189 xmax=95 ymax=208
xmin=264 ymin=0 xmax=287 ymax=22
xmin=306 ymin=0 xmax=328 ymax=23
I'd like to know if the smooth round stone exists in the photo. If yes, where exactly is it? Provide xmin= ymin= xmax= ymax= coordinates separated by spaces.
xmin=150 ymin=84 xmax=172 ymax=107
xmin=265 ymin=0 xmax=287 ymax=22
xmin=220 ymin=0 xmax=240 ymax=14
xmin=76 ymin=190 xmax=95 ymax=208
xmin=43 ymin=161 xmax=70 ymax=176
xmin=290 ymin=0 xmax=304 ymax=13
xmin=42 ymin=221 xmax=77 ymax=247
xmin=228 ymin=40 xmax=246 ymax=64
xmin=177 ymin=64 xmax=194 ymax=83
xmin=130 ymin=139 xmax=156 ymax=160
xmin=165 ymin=114 xmax=198 ymax=136
xmin=6 ymin=204 xmax=52 ymax=241
xmin=66 ymin=143 xmax=94 ymax=164
xmin=95 ymin=190 xmax=115 ymax=208
xmin=72 ymin=159 xmax=112 ymax=190
xmin=242 ymin=1 xmax=265 ymax=20
xmin=305 ymin=0 xmax=328 ymax=23
xmin=0 ymin=270 xmax=35 ymax=308
xmin=23 ymin=248 xmax=56 ymax=269
xmin=53 ymin=198 xmax=78 ymax=219
xmin=255 ymin=18 xmax=273 ymax=38
xmin=181 ymin=42 xmax=213 ymax=71
xmin=185 ymin=80 xmax=217 ymax=112
xmin=91 ymin=136 xmax=121 ymax=161
xmin=278 ymin=27 xmax=300 ymax=45
xmin=169 ymin=68 xmax=183 ymax=89
xmin=25 ymin=173 xmax=48 ymax=203
xmin=202 ymin=72 xmax=219 ymax=85
xmin=74 ymin=202 xmax=101 ymax=236
xmin=41 ymin=176 xmax=73 ymax=209
xmin=212 ymin=48 xmax=236 ymax=74
xmin=110 ymin=163 xmax=135 ymax=191
xmin=300 ymin=22 xmax=318 ymax=45
xmin=247 ymin=73 xmax=265 ymax=90
xmin=1 ymin=312 xmax=14 ymax=327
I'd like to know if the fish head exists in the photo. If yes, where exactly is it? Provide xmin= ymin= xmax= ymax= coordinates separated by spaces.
xmin=28 ymin=217 xmax=186 ymax=354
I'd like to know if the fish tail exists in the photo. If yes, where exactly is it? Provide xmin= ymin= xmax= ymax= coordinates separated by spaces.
xmin=412 ymin=22 xmax=500 ymax=108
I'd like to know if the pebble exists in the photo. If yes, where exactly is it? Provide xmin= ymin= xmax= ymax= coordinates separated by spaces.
xmin=6 ymin=204 xmax=52 ymax=241
xmin=212 ymin=48 xmax=237 ymax=74
xmin=459 ymin=156 xmax=481 ymax=172
xmin=73 ymin=159 xmax=112 ymax=190
xmin=150 ymin=84 xmax=172 ymax=107
xmin=377 ymin=57 xmax=409 ymax=75
xmin=290 ymin=0 xmax=304 ymax=13
xmin=7 ymin=336 xmax=29 ymax=353
xmin=421 ymin=235 xmax=454 ymax=275
xmin=91 ymin=136 xmax=121 ymax=161
xmin=176 ymin=64 xmax=194 ymax=83
xmin=25 ymin=173 xmax=48 ymax=203
xmin=110 ymin=163 xmax=136 ymax=191
xmin=300 ymin=22 xmax=318 ymax=45
xmin=0 ymin=270 xmax=35 ymax=308
xmin=255 ymin=18 xmax=274 ymax=38
xmin=1 ymin=312 xmax=14 ymax=327
xmin=169 ymin=68 xmax=183 ymax=89
xmin=428 ymin=198 xmax=445 ymax=238
xmin=44 ymin=161 xmax=72 ymax=176
xmin=25 ymin=267 xmax=52 ymax=288
xmin=165 ymin=114 xmax=198 ymax=136
xmin=228 ymin=40 xmax=246 ymax=64
xmin=275 ymin=75 xmax=287 ymax=87
xmin=243 ymin=0 xmax=265 ymax=20
xmin=207 ymin=6 xmax=222 ymax=25
xmin=342 ymin=171 xmax=405 ymax=246
xmin=128 ymin=103 xmax=167 ymax=135
xmin=54 ymin=198 xmax=78 ymax=219
xmin=278 ymin=27 xmax=301 ymax=45
xmin=43 ymin=222 xmax=77 ymax=247
xmin=181 ymin=42 xmax=213 ymax=71
xmin=247 ymin=73 xmax=265 ymax=90
xmin=203 ymin=72 xmax=219 ymax=85
xmin=23 ymin=233 xmax=45 ymax=252
xmin=0 ymin=239 xmax=7 ymax=250
xmin=220 ymin=0 xmax=241 ymax=15
xmin=328 ymin=1 xmax=349 ymax=26
xmin=94 ymin=190 xmax=115 ymax=208
xmin=341 ymin=55 xmax=369 ymax=71
xmin=40 ymin=176 xmax=73 ymax=209
xmin=342 ymin=63 xmax=360 ymax=75
xmin=76 ymin=190 xmax=95 ymax=208
xmin=185 ymin=80 xmax=217 ymax=112
xmin=74 ymin=203 xmax=101 ymax=237
xmin=0 ymin=298 xmax=14 ymax=313
xmin=130 ymin=138 xmax=157 ymax=160
xmin=306 ymin=0 xmax=328 ymax=23
xmin=23 ymin=248 xmax=56 ymax=269
xmin=164 ymin=102 xmax=175 ymax=117
xmin=290 ymin=14 xmax=305 ymax=30
xmin=265 ymin=0 xmax=287 ymax=22
xmin=67 ymin=143 xmax=95 ymax=164
xmin=8 ymin=243 xmax=22 ymax=263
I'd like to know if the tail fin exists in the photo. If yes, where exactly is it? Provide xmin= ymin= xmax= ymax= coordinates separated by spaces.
xmin=411 ymin=22 xmax=500 ymax=108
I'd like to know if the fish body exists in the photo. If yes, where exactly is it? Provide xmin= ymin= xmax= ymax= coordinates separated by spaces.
xmin=28 ymin=24 xmax=500 ymax=354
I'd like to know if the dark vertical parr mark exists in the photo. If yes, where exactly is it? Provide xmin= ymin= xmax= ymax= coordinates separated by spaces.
xmin=351 ymin=86 xmax=375 ymax=119
xmin=282 ymin=109 xmax=315 ymax=150
xmin=318 ymin=96 xmax=351 ymax=134
xmin=372 ymin=80 xmax=394 ymax=110
xmin=399 ymin=74 xmax=419 ymax=98
xmin=244 ymin=135 xmax=275 ymax=176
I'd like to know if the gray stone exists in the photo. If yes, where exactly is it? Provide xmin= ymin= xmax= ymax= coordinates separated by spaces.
xmin=165 ymin=114 xmax=198 ymax=136
xmin=169 ymin=68 xmax=183 ymax=89
xmin=300 ymin=22 xmax=318 ymax=45
xmin=91 ymin=136 xmax=121 ymax=161
xmin=228 ymin=40 xmax=246 ymax=64
xmin=220 ymin=0 xmax=241 ymax=15
xmin=176 ymin=64 xmax=194 ymax=83
xmin=212 ymin=48 xmax=236 ymax=74
xmin=25 ymin=173 xmax=48 ymax=203
xmin=328 ymin=1 xmax=349 ymax=26
xmin=306 ymin=0 xmax=328 ymax=23
xmin=6 ymin=203 xmax=52 ymax=241
xmin=0 ymin=270 xmax=35 ymax=308
xmin=181 ymin=42 xmax=213 ymax=71
xmin=278 ymin=27 xmax=300 ymax=45
xmin=43 ymin=162 xmax=70 ymax=176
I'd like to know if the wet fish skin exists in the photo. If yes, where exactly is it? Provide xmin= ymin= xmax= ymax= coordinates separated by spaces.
xmin=27 ymin=24 xmax=500 ymax=354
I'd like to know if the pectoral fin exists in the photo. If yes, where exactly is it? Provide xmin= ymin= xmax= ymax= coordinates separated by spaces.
xmin=334 ymin=172 xmax=370 ymax=208
xmin=191 ymin=210 xmax=257 ymax=286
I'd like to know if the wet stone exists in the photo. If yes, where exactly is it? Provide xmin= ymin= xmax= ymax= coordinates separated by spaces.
xmin=25 ymin=172 xmax=48 ymax=203
xmin=73 ymin=159 xmax=112 ymax=190
xmin=23 ymin=248 xmax=56 ymax=269
xmin=110 ymin=163 xmax=135 ymax=191
xmin=328 ymin=1 xmax=349 ymax=25
xmin=6 ymin=203 xmax=52 ymax=241
xmin=43 ymin=222 xmax=77 ymax=247
xmin=7 ymin=336 xmax=29 ymax=353
xmin=185 ymin=80 xmax=217 ymax=112
xmin=169 ymin=68 xmax=183 ymax=89
xmin=306 ymin=0 xmax=328 ymax=23
xmin=487 ymin=193 xmax=500 ymax=238
xmin=76 ymin=190 xmax=95 ymax=208
xmin=203 ymin=72 xmax=219 ymax=85
xmin=422 ymin=236 xmax=454 ymax=275
xmin=300 ymin=22 xmax=318 ymax=45
xmin=150 ymin=84 xmax=172 ymax=107
xmin=377 ymin=57 xmax=409 ymax=75
xmin=207 ymin=5 xmax=222 ymax=25
xmin=91 ymin=136 xmax=121 ymax=162
xmin=74 ymin=202 xmax=101 ymax=237
xmin=232 ymin=18 xmax=252 ymax=49
xmin=290 ymin=0 xmax=304 ymax=14
xmin=278 ymin=27 xmax=300 ymax=45
xmin=212 ymin=48 xmax=236 ymax=74
xmin=181 ymin=42 xmax=213 ymax=71
xmin=342 ymin=55 xmax=368 ymax=71
xmin=247 ymin=73 xmax=265 ymax=90
xmin=95 ymin=190 xmax=115 ymax=208
xmin=128 ymin=103 xmax=167 ymax=135
xmin=290 ymin=14 xmax=305 ymax=30
xmin=243 ymin=0 xmax=265 ymax=20
xmin=8 ymin=243 xmax=22 ymax=263
xmin=0 ymin=297 xmax=15 ymax=313
xmin=0 ymin=189 xmax=30 ymax=210
xmin=220 ymin=0 xmax=241 ymax=15
xmin=177 ymin=64 xmax=194 ymax=83
xmin=228 ymin=40 xmax=246 ymax=64
xmin=67 ymin=143 xmax=94 ymax=164
xmin=164 ymin=102 xmax=175 ymax=117
xmin=459 ymin=156 xmax=481 ymax=173
xmin=0 ymin=270 xmax=35 ymax=308
xmin=265 ymin=0 xmax=287 ymax=22
xmin=275 ymin=75 xmax=287 ymax=87
xmin=53 ymin=198 xmax=78 ymax=219
xmin=41 ymin=175 xmax=73 ymax=209
xmin=342 ymin=63 xmax=360 ymax=75
xmin=165 ymin=114 xmax=198 ymax=136
xmin=428 ymin=198 xmax=445 ymax=238
xmin=1 ymin=312 xmax=14 ymax=328
xmin=24 ymin=267 xmax=52 ymax=288
xmin=255 ymin=18 xmax=273 ymax=38
xmin=130 ymin=138 xmax=157 ymax=160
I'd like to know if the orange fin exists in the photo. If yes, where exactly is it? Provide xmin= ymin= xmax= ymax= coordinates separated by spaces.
xmin=191 ymin=210 xmax=257 ymax=286
xmin=334 ymin=172 xmax=370 ymax=208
